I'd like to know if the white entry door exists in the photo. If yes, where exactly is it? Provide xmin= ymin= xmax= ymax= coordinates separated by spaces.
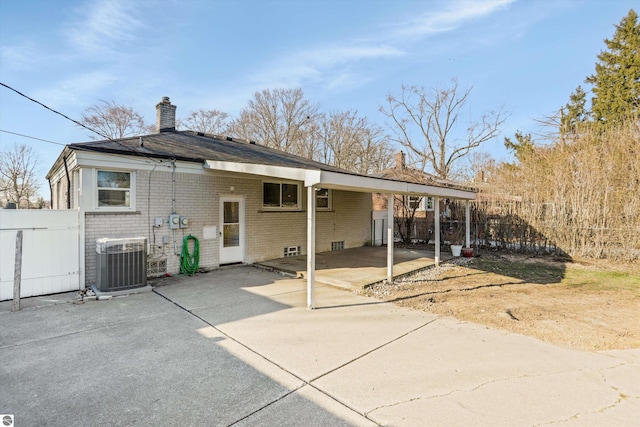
xmin=220 ymin=197 xmax=244 ymax=264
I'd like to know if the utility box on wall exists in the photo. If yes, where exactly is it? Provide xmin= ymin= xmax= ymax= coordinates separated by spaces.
xmin=168 ymin=214 xmax=180 ymax=229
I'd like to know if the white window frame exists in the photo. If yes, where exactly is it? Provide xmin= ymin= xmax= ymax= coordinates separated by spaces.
xmin=94 ymin=169 xmax=136 ymax=211
xmin=425 ymin=196 xmax=435 ymax=211
xmin=408 ymin=196 xmax=422 ymax=211
xmin=407 ymin=196 xmax=435 ymax=211
xmin=316 ymin=188 xmax=332 ymax=211
xmin=262 ymin=180 xmax=301 ymax=210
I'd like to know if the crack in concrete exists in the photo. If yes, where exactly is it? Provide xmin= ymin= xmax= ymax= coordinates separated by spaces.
xmin=533 ymin=394 xmax=631 ymax=426
xmin=536 ymin=362 xmax=640 ymax=425
xmin=365 ymin=364 xmax=627 ymax=419
xmin=364 ymin=371 xmax=543 ymax=417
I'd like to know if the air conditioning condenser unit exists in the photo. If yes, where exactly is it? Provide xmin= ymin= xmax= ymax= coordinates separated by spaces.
xmin=96 ymin=237 xmax=147 ymax=292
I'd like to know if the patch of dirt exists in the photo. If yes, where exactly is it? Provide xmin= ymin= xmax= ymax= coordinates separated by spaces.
xmin=363 ymin=253 xmax=640 ymax=351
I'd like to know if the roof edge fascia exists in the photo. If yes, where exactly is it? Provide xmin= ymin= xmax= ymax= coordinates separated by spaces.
xmin=206 ymin=160 xmax=476 ymax=199
xmin=204 ymin=160 xmax=309 ymax=181
xmin=309 ymin=170 xmax=476 ymax=200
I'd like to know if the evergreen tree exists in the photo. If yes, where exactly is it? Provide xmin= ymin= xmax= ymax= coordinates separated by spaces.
xmin=504 ymin=131 xmax=534 ymax=163
xmin=560 ymin=86 xmax=588 ymax=136
xmin=585 ymin=9 xmax=640 ymax=125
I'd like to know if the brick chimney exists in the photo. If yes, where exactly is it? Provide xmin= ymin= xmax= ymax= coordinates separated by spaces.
xmin=155 ymin=96 xmax=176 ymax=133
xmin=395 ymin=151 xmax=405 ymax=169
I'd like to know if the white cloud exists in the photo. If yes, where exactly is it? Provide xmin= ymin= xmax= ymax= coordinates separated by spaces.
xmin=64 ymin=0 xmax=146 ymax=55
xmin=250 ymin=42 xmax=405 ymax=93
xmin=246 ymin=0 xmax=513 ymax=96
xmin=33 ymin=71 xmax=120 ymax=107
xmin=388 ymin=0 xmax=515 ymax=41
xmin=0 ymin=42 xmax=39 ymax=70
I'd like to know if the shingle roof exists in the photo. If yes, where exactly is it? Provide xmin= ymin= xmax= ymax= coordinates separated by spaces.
xmin=61 ymin=130 xmax=476 ymax=195
xmin=371 ymin=165 xmax=476 ymax=192
xmin=69 ymin=130 xmax=350 ymax=174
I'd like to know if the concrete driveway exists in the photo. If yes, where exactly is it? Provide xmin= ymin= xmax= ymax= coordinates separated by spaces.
xmin=1 ymin=266 xmax=638 ymax=426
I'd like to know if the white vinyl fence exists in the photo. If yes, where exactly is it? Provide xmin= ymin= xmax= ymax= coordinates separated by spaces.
xmin=0 ymin=210 xmax=82 ymax=301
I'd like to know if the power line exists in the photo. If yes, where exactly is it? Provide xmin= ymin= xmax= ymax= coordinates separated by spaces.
xmin=0 ymin=81 xmax=112 ymax=141
xmin=0 ymin=129 xmax=66 ymax=146
xmin=0 ymin=81 xmax=167 ymax=166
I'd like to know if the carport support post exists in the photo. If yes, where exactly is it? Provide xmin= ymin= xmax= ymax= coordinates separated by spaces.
xmin=306 ymin=186 xmax=316 ymax=309
xmin=387 ymin=193 xmax=394 ymax=283
xmin=434 ymin=197 xmax=440 ymax=266
xmin=465 ymin=200 xmax=471 ymax=248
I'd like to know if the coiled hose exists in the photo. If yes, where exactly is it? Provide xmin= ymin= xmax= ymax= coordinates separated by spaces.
xmin=180 ymin=234 xmax=200 ymax=275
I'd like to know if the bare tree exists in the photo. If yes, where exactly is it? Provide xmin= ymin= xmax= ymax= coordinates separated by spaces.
xmin=184 ymin=109 xmax=230 ymax=135
xmin=79 ymin=100 xmax=151 ymax=139
xmin=227 ymin=88 xmax=319 ymax=157
xmin=319 ymin=110 xmax=393 ymax=174
xmin=381 ymin=79 xmax=506 ymax=180
xmin=458 ymin=150 xmax=497 ymax=185
xmin=0 ymin=143 xmax=39 ymax=208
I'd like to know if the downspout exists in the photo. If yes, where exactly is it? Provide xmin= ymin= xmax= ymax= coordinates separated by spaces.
xmin=48 ymin=179 xmax=53 ymax=209
xmin=171 ymin=160 xmax=178 ymax=255
xmin=63 ymin=156 xmax=71 ymax=209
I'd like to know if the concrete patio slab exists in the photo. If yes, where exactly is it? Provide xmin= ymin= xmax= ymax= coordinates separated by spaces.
xmin=2 ymin=265 xmax=638 ymax=426
xmin=257 ymin=246 xmax=452 ymax=290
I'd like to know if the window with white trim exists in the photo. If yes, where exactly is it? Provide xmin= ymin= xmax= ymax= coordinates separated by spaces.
xmin=316 ymin=188 xmax=332 ymax=210
xmin=425 ymin=196 xmax=435 ymax=211
xmin=408 ymin=196 xmax=422 ymax=210
xmin=263 ymin=181 xmax=300 ymax=209
xmin=97 ymin=170 xmax=132 ymax=209
xmin=408 ymin=196 xmax=435 ymax=211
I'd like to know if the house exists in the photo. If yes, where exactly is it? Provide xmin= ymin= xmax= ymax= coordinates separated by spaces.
xmin=372 ymin=151 xmax=475 ymax=243
xmin=47 ymin=97 xmax=476 ymax=308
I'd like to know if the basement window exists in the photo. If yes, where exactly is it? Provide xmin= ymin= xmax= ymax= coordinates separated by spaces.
xmin=263 ymin=181 xmax=300 ymax=210
xmin=284 ymin=246 xmax=301 ymax=257
xmin=331 ymin=241 xmax=345 ymax=251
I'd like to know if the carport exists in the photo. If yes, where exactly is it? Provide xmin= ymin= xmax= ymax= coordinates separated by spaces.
xmin=257 ymin=246 xmax=454 ymax=290
xmin=205 ymin=160 xmax=477 ymax=309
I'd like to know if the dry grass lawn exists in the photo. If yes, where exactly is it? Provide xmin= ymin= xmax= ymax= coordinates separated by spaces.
xmin=364 ymin=253 xmax=640 ymax=351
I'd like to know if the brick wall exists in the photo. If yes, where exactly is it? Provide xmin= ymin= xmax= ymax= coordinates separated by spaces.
xmin=83 ymin=169 xmax=372 ymax=285
xmin=245 ymin=187 xmax=372 ymax=262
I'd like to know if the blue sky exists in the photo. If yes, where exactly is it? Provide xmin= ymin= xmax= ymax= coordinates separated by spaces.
xmin=0 ymin=0 xmax=636 ymax=193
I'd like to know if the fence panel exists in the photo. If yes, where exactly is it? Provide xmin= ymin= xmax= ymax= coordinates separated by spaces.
xmin=0 ymin=210 xmax=80 ymax=301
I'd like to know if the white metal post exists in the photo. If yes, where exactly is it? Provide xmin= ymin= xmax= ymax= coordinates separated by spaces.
xmin=465 ymin=200 xmax=471 ymax=248
xmin=434 ymin=196 xmax=440 ymax=266
xmin=306 ymin=186 xmax=316 ymax=309
xmin=387 ymin=193 xmax=394 ymax=282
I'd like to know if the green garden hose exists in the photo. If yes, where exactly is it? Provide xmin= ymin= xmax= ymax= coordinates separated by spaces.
xmin=180 ymin=234 xmax=200 ymax=275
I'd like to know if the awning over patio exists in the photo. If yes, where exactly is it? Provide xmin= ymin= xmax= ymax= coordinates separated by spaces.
xmin=204 ymin=160 xmax=477 ymax=309
xmin=204 ymin=160 xmax=477 ymax=199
